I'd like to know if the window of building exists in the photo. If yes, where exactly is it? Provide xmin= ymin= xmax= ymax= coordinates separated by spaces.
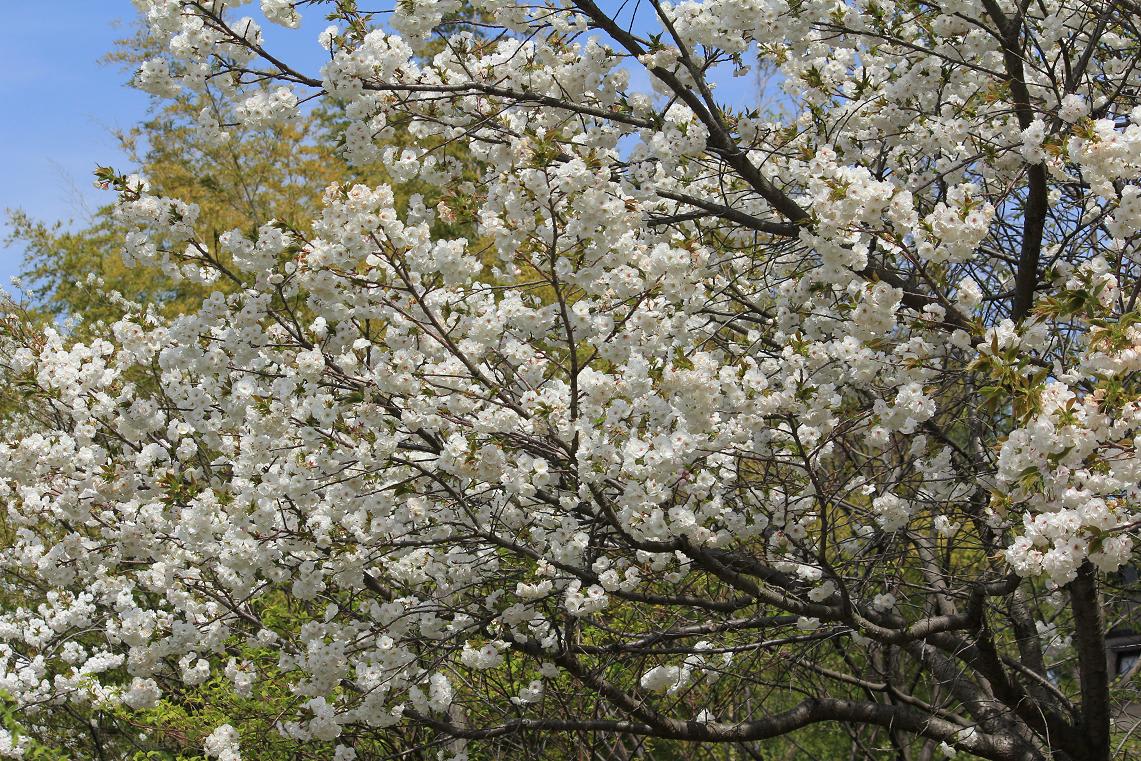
xmin=1117 ymin=650 xmax=1140 ymax=677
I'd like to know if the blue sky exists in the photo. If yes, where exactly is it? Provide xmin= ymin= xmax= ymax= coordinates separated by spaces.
xmin=0 ymin=2 xmax=149 ymax=284
xmin=0 ymin=3 xmax=773 ymax=288
xmin=0 ymin=2 xmax=322 ymax=286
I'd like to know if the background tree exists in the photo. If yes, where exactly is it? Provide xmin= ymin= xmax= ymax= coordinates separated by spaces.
xmin=1 ymin=1 xmax=1141 ymax=761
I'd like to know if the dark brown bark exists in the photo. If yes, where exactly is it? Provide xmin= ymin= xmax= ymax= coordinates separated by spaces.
xmin=1070 ymin=561 xmax=1111 ymax=761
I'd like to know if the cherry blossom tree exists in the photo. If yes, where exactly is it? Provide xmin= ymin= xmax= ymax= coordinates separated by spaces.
xmin=3 ymin=0 xmax=1141 ymax=759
